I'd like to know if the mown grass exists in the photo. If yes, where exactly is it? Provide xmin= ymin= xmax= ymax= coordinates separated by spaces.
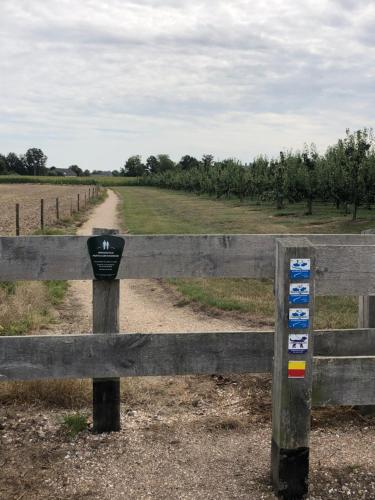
xmin=115 ymin=186 xmax=370 ymax=329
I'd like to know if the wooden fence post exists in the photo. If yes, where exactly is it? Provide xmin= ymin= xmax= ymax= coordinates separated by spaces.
xmin=40 ymin=199 xmax=44 ymax=230
xmin=271 ymin=237 xmax=315 ymax=499
xmin=77 ymin=193 xmax=80 ymax=212
xmin=357 ymin=228 xmax=375 ymax=415
xmin=70 ymin=199 xmax=73 ymax=217
xmin=56 ymin=197 xmax=59 ymax=221
xmin=15 ymin=203 xmax=20 ymax=236
xmin=89 ymin=187 xmax=91 ymax=200
xmin=92 ymin=227 xmax=121 ymax=433
xmin=84 ymin=192 xmax=87 ymax=208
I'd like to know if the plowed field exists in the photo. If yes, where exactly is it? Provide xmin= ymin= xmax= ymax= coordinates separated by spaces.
xmin=0 ymin=184 xmax=94 ymax=235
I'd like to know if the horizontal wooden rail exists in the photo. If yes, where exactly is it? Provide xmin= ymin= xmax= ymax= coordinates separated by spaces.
xmin=1 ymin=234 xmax=375 ymax=294
xmin=1 ymin=328 xmax=374 ymax=381
xmin=312 ymin=356 xmax=375 ymax=406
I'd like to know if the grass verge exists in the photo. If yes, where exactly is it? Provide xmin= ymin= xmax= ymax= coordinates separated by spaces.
xmin=115 ymin=186 xmax=364 ymax=329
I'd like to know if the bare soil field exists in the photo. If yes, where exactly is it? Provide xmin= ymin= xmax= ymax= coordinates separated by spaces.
xmin=0 ymin=184 xmax=94 ymax=235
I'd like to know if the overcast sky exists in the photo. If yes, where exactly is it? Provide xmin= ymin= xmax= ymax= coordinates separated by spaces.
xmin=0 ymin=0 xmax=374 ymax=171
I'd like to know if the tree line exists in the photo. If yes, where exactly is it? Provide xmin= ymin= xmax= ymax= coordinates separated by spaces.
xmin=123 ymin=129 xmax=375 ymax=220
xmin=0 ymin=148 xmax=91 ymax=177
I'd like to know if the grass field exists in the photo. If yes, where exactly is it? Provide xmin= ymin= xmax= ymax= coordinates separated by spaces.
xmin=115 ymin=186 xmax=374 ymax=329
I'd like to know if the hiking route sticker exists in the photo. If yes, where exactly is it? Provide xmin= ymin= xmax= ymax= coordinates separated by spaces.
xmin=288 ymin=308 xmax=309 ymax=329
xmin=289 ymin=283 xmax=310 ymax=304
xmin=288 ymin=360 xmax=306 ymax=379
xmin=290 ymin=258 xmax=311 ymax=279
xmin=87 ymin=235 xmax=125 ymax=280
xmin=288 ymin=333 xmax=309 ymax=354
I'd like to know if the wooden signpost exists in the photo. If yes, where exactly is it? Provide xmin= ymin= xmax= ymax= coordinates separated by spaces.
xmin=91 ymin=228 xmax=124 ymax=433
xmin=272 ymin=238 xmax=315 ymax=498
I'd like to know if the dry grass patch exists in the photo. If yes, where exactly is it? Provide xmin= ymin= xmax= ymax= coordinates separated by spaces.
xmin=0 ymin=282 xmax=53 ymax=335
xmin=0 ymin=379 xmax=91 ymax=408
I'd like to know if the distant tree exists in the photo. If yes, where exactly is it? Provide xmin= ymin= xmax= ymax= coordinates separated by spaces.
xmin=343 ymin=128 xmax=373 ymax=220
xmin=302 ymin=144 xmax=319 ymax=215
xmin=201 ymin=154 xmax=214 ymax=168
xmin=6 ymin=152 xmax=27 ymax=175
xmin=0 ymin=154 xmax=8 ymax=174
xmin=179 ymin=155 xmax=200 ymax=170
xmin=23 ymin=148 xmax=48 ymax=176
xmin=48 ymin=166 xmax=58 ymax=176
xmin=146 ymin=155 xmax=159 ymax=174
xmin=69 ymin=165 xmax=83 ymax=177
xmin=83 ymin=169 xmax=90 ymax=177
xmin=121 ymin=155 xmax=146 ymax=176
xmin=112 ymin=170 xmax=121 ymax=177
xmin=157 ymin=154 xmax=175 ymax=172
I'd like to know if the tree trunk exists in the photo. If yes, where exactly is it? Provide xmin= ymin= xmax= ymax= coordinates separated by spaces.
xmin=306 ymin=197 xmax=312 ymax=215
xmin=352 ymin=200 xmax=358 ymax=221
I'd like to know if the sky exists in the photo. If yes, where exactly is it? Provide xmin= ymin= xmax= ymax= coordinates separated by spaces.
xmin=1 ymin=0 xmax=374 ymax=171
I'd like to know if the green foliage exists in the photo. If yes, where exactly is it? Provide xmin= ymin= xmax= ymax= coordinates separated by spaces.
xmin=0 ymin=281 xmax=16 ymax=295
xmin=122 ymin=155 xmax=146 ymax=176
xmin=137 ymin=129 xmax=375 ymax=218
xmin=62 ymin=412 xmax=88 ymax=437
xmin=23 ymin=148 xmax=48 ymax=176
xmin=45 ymin=281 xmax=69 ymax=305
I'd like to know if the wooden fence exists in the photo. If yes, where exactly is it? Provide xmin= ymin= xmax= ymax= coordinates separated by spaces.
xmin=1 ymin=231 xmax=375 ymax=498
xmin=12 ymin=185 xmax=101 ymax=235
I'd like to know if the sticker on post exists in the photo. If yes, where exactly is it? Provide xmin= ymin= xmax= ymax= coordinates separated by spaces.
xmin=87 ymin=235 xmax=125 ymax=280
xmin=289 ymin=283 xmax=310 ymax=304
xmin=288 ymin=334 xmax=308 ymax=354
xmin=288 ymin=308 xmax=309 ymax=329
xmin=290 ymin=259 xmax=310 ymax=279
xmin=288 ymin=360 xmax=306 ymax=379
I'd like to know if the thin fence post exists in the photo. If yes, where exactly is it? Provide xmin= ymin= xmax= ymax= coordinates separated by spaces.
xmin=357 ymin=228 xmax=375 ymax=415
xmin=85 ymin=192 xmax=87 ymax=208
xmin=70 ymin=199 xmax=73 ymax=217
xmin=271 ymin=237 xmax=315 ymax=499
xmin=40 ymin=199 xmax=44 ymax=230
xmin=15 ymin=203 xmax=20 ymax=236
xmin=56 ymin=197 xmax=59 ymax=221
xmin=89 ymin=187 xmax=91 ymax=200
xmin=92 ymin=227 xmax=120 ymax=433
xmin=77 ymin=193 xmax=80 ymax=212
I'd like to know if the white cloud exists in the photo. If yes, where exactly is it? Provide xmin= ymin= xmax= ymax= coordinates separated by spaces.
xmin=0 ymin=0 xmax=374 ymax=169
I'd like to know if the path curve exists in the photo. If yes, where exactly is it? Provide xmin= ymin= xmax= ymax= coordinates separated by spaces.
xmin=67 ymin=189 xmax=250 ymax=333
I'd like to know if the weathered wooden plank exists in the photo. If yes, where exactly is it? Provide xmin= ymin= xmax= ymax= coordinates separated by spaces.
xmin=271 ymin=237 xmax=315 ymax=498
xmin=92 ymin=227 xmax=121 ymax=433
xmin=312 ymin=357 xmax=375 ymax=406
xmin=0 ymin=331 xmax=274 ymax=381
xmin=315 ymin=244 xmax=375 ymax=295
xmin=2 ymin=329 xmax=375 ymax=382
xmin=1 ymin=233 xmax=375 ymax=281
xmin=314 ymin=328 xmax=375 ymax=356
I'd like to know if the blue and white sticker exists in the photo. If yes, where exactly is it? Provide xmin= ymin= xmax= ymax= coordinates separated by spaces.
xmin=290 ymin=259 xmax=311 ymax=279
xmin=289 ymin=283 xmax=310 ymax=304
xmin=288 ymin=333 xmax=309 ymax=354
xmin=288 ymin=308 xmax=309 ymax=329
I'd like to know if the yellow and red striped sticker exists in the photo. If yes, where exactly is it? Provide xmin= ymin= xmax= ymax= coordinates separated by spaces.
xmin=288 ymin=360 xmax=306 ymax=379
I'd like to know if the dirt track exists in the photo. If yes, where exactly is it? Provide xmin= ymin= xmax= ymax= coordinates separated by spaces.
xmin=70 ymin=188 xmax=250 ymax=334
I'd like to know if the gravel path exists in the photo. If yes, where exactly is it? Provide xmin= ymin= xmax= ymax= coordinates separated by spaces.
xmin=69 ymin=188 xmax=251 ymax=334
